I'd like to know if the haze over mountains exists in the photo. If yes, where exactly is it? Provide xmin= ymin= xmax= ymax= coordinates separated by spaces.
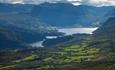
xmin=94 ymin=17 xmax=115 ymax=40
xmin=1 ymin=0 xmax=115 ymax=7
xmin=0 ymin=3 xmax=114 ymax=27
xmin=0 ymin=1 xmax=115 ymax=70
xmin=0 ymin=2 xmax=115 ymax=48
xmin=31 ymin=3 xmax=114 ymax=27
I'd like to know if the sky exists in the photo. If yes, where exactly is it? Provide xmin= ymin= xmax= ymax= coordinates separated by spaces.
xmin=0 ymin=0 xmax=115 ymax=7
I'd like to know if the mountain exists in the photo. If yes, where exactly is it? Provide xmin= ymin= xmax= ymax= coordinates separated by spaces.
xmin=92 ymin=17 xmax=115 ymax=52
xmin=0 ymin=2 xmax=115 ymax=70
xmin=0 ymin=3 xmax=64 ymax=48
xmin=0 ymin=12 xmax=60 ymax=42
xmin=31 ymin=3 xmax=114 ymax=27
xmin=105 ymin=8 xmax=115 ymax=17
xmin=0 ymin=3 xmax=33 ymax=13
xmin=0 ymin=3 xmax=114 ymax=48
xmin=0 ymin=28 xmax=24 ymax=48
xmin=0 ymin=3 xmax=114 ymax=28
xmin=101 ymin=8 xmax=115 ymax=23
xmin=93 ymin=17 xmax=115 ymax=40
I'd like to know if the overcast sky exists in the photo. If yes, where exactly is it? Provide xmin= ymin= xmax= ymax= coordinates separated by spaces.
xmin=0 ymin=0 xmax=115 ymax=7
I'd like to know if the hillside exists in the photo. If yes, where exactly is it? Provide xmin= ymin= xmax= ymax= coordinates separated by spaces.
xmin=92 ymin=17 xmax=115 ymax=52
xmin=0 ymin=17 xmax=115 ymax=70
xmin=105 ymin=8 xmax=115 ymax=18
xmin=0 ymin=3 xmax=62 ymax=46
xmin=0 ymin=2 xmax=115 ymax=70
xmin=0 ymin=3 xmax=114 ymax=27
xmin=94 ymin=17 xmax=115 ymax=40
xmin=31 ymin=3 xmax=114 ymax=27
xmin=0 ymin=28 xmax=24 ymax=48
xmin=0 ymin=13 xmax=60 ymax=43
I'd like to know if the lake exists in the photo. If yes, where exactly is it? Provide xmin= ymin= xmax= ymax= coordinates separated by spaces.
xmin=29 ymin=28 xmax=98 ymax=47
xmin=58 ymin=28 xmax=98 ymax=35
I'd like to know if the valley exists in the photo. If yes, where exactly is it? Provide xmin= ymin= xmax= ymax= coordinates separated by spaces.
xmin=29 ymin=28 xmax=97 ymax=47
xmin=0 ymin=34 xmax=99 ymax=70
xmin=0 ymin=2 xmax=115 ymax=70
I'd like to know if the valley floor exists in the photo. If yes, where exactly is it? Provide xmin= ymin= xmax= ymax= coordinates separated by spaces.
xmin=0 ymin=34 xmax=115 ymax=70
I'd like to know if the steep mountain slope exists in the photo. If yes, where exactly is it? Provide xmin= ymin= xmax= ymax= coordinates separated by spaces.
xmin=31 ymin=3 xmax=114 ymax=27
xmin=102 ymin=8 xmax=115 ymax=23
xmin=0 ymin=3 xmax=62 ymax=48
xmin=0 ymin=12 xmax=60 ymax=43
xmin=0 ymin=3 xmax=33 ymax=13
xmin=92 ymin=17 xmax=115 ymax=52
xmin=0 ymin=3 xmax=114 ymax=27
xmin=105 ymin=8 xmax=115 ymax=18
xmin=0 ymin=28 xmax=24 ymax=48
xmin=0 ymin=13 xmax=56 ymax=33
xmin=93 ymin=17 xmax=115 ymax=40
xmin=0 ymin=17 xmax=115 ymax=70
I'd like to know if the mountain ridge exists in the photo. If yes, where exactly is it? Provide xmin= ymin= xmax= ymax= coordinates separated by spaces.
xmin=0 ymin=3 xmax=114 ymax=27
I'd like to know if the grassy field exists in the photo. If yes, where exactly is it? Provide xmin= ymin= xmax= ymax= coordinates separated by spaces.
xmin=0 ymin=44 xmax=109 ymax=70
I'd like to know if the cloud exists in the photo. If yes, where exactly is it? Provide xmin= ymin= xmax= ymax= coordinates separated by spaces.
xmin=12 ymin=0 xmax=24 ymax=4
xmin=81 ymin=0 xmax=115 ymax=6
xmin=68 ymin=0 xmax=115 ymax=6
xmin=0 ymin=0 xmax=68 ymax=4
xmin=0 ymin=0 xmax=115 ymax=6
xmin=68 ymin=0 xmax=82 ymax=5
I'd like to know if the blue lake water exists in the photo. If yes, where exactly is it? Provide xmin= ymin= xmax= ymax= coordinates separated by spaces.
xmin=29 ymin=28 xmax=98 ymax=47
xmin=58 ymin=28 xmax=98 ymax=35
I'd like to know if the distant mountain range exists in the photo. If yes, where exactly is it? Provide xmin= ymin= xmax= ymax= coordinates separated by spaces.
xmin=0 ymin=3 xmax=61 ymax=48
xmin=0 ymin=28 xmax=24 ymax=48
xmin=92 ymin=17 xmax=115 ymax=52
xmin=0 ymin=3 xmax=115 ymax=48
xmin=0 ymin=3 xmax=115 ymax=27
xmin=94 ymin=17 xmax=115 ymax=40
xmin=93 ymin=6 xmax=115 ymax=39
xmin=31 ymin=3 xmax=115 ymax=27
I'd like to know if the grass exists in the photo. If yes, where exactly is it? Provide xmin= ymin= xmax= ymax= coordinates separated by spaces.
xmin=63 ymin=58 xmax=81 ymax=63
xmin=15 ymin=54 xmax=38 ymax=63
xmin=0 ymin=65 xmax=2 ymax=68
xmin=68 ymin=55 xmax=96 ymax=59
xmin=0 ymin=65 xmax=16 ymax=70
xmin=1 ymin=44 xmax=100 ymax=70
xmin=66 ymin=55 xmax=96 ymax=63
xmin=43 ymin=44 xmax=99 ymax=64
xmin=80 ymin=64 xmax=115 ymax=70
xmin=64 ymin=44 xmax=99 ymax=55
xmin=35 ymin=65 xmax=50 ymax=70
xmin=48 ymin=51 xmax=67 ymax=55
xmin=43 ymin=57 xmax=55 ymax=62
xmin=64 ymin=45 xmax=81 ymax=51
